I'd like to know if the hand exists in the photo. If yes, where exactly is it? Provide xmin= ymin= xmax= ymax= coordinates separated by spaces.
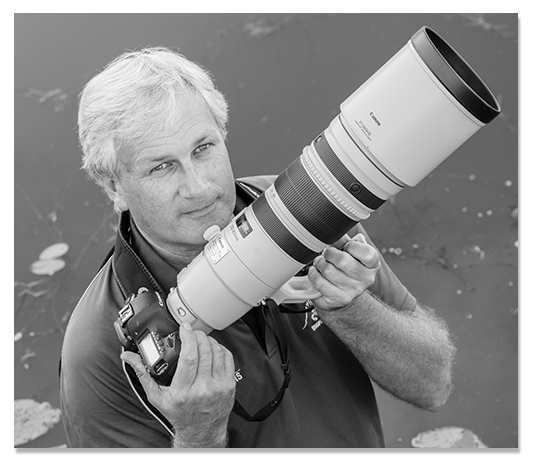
xmin=307 ymin=233 xmax=381 ymax=311
xmin=121 ymin=323 xmax=236 ymax=447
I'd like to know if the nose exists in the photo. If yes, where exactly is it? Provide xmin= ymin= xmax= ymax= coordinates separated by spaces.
xmin=178 ymin=161 xmax=211 ymax=199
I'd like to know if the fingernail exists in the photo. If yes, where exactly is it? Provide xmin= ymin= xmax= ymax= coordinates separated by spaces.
xmin=182 ymin=323 xmax=192 ymax=330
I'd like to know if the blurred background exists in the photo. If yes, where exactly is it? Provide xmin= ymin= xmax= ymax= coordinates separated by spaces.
xmin=14 ymin=13 xmax=518 ymax=448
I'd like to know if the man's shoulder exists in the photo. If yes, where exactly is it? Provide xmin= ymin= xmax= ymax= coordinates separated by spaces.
xmin=63 ymin=258 xmax=122 ymax=355
xmin=74 ymin=258 xmax=122 ymax=315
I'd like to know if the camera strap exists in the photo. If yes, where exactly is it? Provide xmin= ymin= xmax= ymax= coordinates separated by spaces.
xmin=231 ymin=298 xmax=292 ymax=422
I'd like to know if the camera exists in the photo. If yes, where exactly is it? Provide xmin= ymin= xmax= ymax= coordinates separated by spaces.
xmin=115 ymin=26 xmax=501 ymax=385
xmin=114 ymin=289 xmax=181 ymax=385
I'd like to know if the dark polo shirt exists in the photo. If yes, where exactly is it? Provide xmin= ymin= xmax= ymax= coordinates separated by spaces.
xmin=60 ymin=176 xmax=416 ymax=448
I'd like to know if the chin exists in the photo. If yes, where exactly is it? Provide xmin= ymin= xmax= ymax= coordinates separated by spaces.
xmin=193 ymin=210 xmax=232 ymax=243
xmin=211 ymin=199 xmax=234 ymax=227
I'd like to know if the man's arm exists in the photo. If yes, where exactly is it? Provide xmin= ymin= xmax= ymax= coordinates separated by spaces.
xmin=121 ymin=323 xmax=235 ymax=448
xmin=308 ymin=233 xmax=456 ymax=411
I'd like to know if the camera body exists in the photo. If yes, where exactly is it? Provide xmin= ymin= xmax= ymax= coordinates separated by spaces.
xmin=114 ymin=290 xmax=181 ymax=386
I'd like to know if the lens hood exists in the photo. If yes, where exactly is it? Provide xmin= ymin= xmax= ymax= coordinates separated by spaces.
xmin=411 ymin=26 xmax=501 ymax=124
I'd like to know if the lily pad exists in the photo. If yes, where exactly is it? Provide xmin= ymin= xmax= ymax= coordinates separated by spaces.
xmin=30 ymin=259 xmax=65 ymax=276
xmin=14 ymin=399 xmax=61 ymax=446
xmin=411 ymin=426 xmax=487 ymax=448
xmin=38 ymin=242 xmax=69 ymax=260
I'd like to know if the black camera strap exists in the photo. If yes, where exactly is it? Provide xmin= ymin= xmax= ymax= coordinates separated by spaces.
xmin=231 ymin=298 xmax=292 ymax=422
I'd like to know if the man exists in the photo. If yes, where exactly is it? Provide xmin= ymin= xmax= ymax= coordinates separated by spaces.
xmin=59 ymin=47 xmax=456 ymax=448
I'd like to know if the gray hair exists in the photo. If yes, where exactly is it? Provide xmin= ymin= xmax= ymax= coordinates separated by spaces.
xmin=78 ymin=47 xmax=229 ymax=187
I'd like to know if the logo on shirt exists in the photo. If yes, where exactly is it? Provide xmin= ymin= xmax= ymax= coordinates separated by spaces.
xmin=302 ymin=307 xmax=323 ymax=332
xmin=234 ymin=369 xmax=243 ymax=382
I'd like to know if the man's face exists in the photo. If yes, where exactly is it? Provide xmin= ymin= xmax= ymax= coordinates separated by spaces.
xmin=110 ymin=92 xmax=236 ymax=253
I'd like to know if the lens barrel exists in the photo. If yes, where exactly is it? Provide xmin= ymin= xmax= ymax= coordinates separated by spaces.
xmin=251 ymin=26 xmax=501 ymax=267
xmin=167 ymin=26 xmax=501 ymax=334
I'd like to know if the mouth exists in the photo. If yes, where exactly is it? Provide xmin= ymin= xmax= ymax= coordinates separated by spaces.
xmin=184 ymin=200 xmax=217 ymax=218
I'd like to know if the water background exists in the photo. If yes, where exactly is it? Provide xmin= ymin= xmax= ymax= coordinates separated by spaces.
xmin=14 ymin=13 xmax=518 ymax=448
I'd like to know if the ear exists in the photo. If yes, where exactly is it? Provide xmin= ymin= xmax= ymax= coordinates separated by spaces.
xmin=101 ymin=177 xmax=129 ymax=212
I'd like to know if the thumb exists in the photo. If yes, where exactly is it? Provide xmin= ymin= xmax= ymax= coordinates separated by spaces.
xmin=121 ymin=350 xmax=161 ymax=395
xmin=352 ymin=233 xmax=367 ymax=244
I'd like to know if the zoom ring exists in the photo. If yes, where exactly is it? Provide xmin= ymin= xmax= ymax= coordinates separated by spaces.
xmin=275 ymin=157 xmax=359 ymax=245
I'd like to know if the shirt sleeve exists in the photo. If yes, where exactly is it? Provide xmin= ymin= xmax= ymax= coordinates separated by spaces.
xmin=348 ymin=223 xmax=417 ymax=312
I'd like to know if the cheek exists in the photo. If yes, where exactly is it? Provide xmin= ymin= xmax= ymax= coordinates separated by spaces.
xmin=124 ymin=181 xmax=171 ymax=216
xmin=201 ymin=157 xmax=234 ymax=199
xmin=215 ymin=158 xmax=235 ymax=190
xmin=211 ymin=148 xmax=233 ymax=175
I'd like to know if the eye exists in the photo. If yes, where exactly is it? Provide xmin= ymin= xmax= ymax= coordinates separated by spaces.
xmin=193 ymin=143 xmax=213 ymax=155
xmin=150 ymin=162 xmax=172 ymax=174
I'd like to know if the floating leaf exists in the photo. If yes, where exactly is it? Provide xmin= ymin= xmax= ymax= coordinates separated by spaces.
xmin=20 ymin=352 xmax=36 ymax=362
xmin=30 ymin=259 xmax=65 ymax=276
xmin=14 ymin=332 xmax=23 ymax=342
xmin=38 ymin=242 xmax=69 ymax=260
xmin=14 ymin=399 xmax=61 ymax=446
xmin=411 ymin=426 xmax=487 ymax=448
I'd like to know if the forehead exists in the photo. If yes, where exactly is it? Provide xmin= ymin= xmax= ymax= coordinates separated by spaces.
xmin=148 ymin=91 xmax=216 ymax=139
xmin=119 ymin=91 xmax=219 ymax=165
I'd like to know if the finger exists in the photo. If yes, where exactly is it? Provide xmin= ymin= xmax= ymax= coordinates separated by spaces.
xmin=194 ymin=330 xmax=213 ymax=379
xmin=321 ymin=247 xmax=355 ymax=276
xmin=224 ymin=347 xmax=235 ymax=377
xmin=173 ymin=323 xmax=199 ymax=387
xmin=308 ymin=265 xmax=342 ymax=298
xmin=208 ymin=336 xmax=226 ymax=379
xmin=314 ymin=253 xmax=352 ymax=288
xmin=343 ymin=236 xmax=381 ymax=269
xmin=121 ymin=350 xmax=161 ymax=398
xmin=308 ymin=264 xmax=359 ymax=308
xmin=224 ymin=349 xmax=237 ymax=395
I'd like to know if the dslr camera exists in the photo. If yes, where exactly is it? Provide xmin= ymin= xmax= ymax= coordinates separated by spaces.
xmin=114 ymin=289 xmax=181 ymax=386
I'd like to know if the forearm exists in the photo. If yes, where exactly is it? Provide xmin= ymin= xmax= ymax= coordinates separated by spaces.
xmin=316 ymin=291 xmax=456 ymax=411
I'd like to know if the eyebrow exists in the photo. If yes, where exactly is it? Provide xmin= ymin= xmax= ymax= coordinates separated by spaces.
xmin=133 ymin=133 xmax=214 ymax=168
